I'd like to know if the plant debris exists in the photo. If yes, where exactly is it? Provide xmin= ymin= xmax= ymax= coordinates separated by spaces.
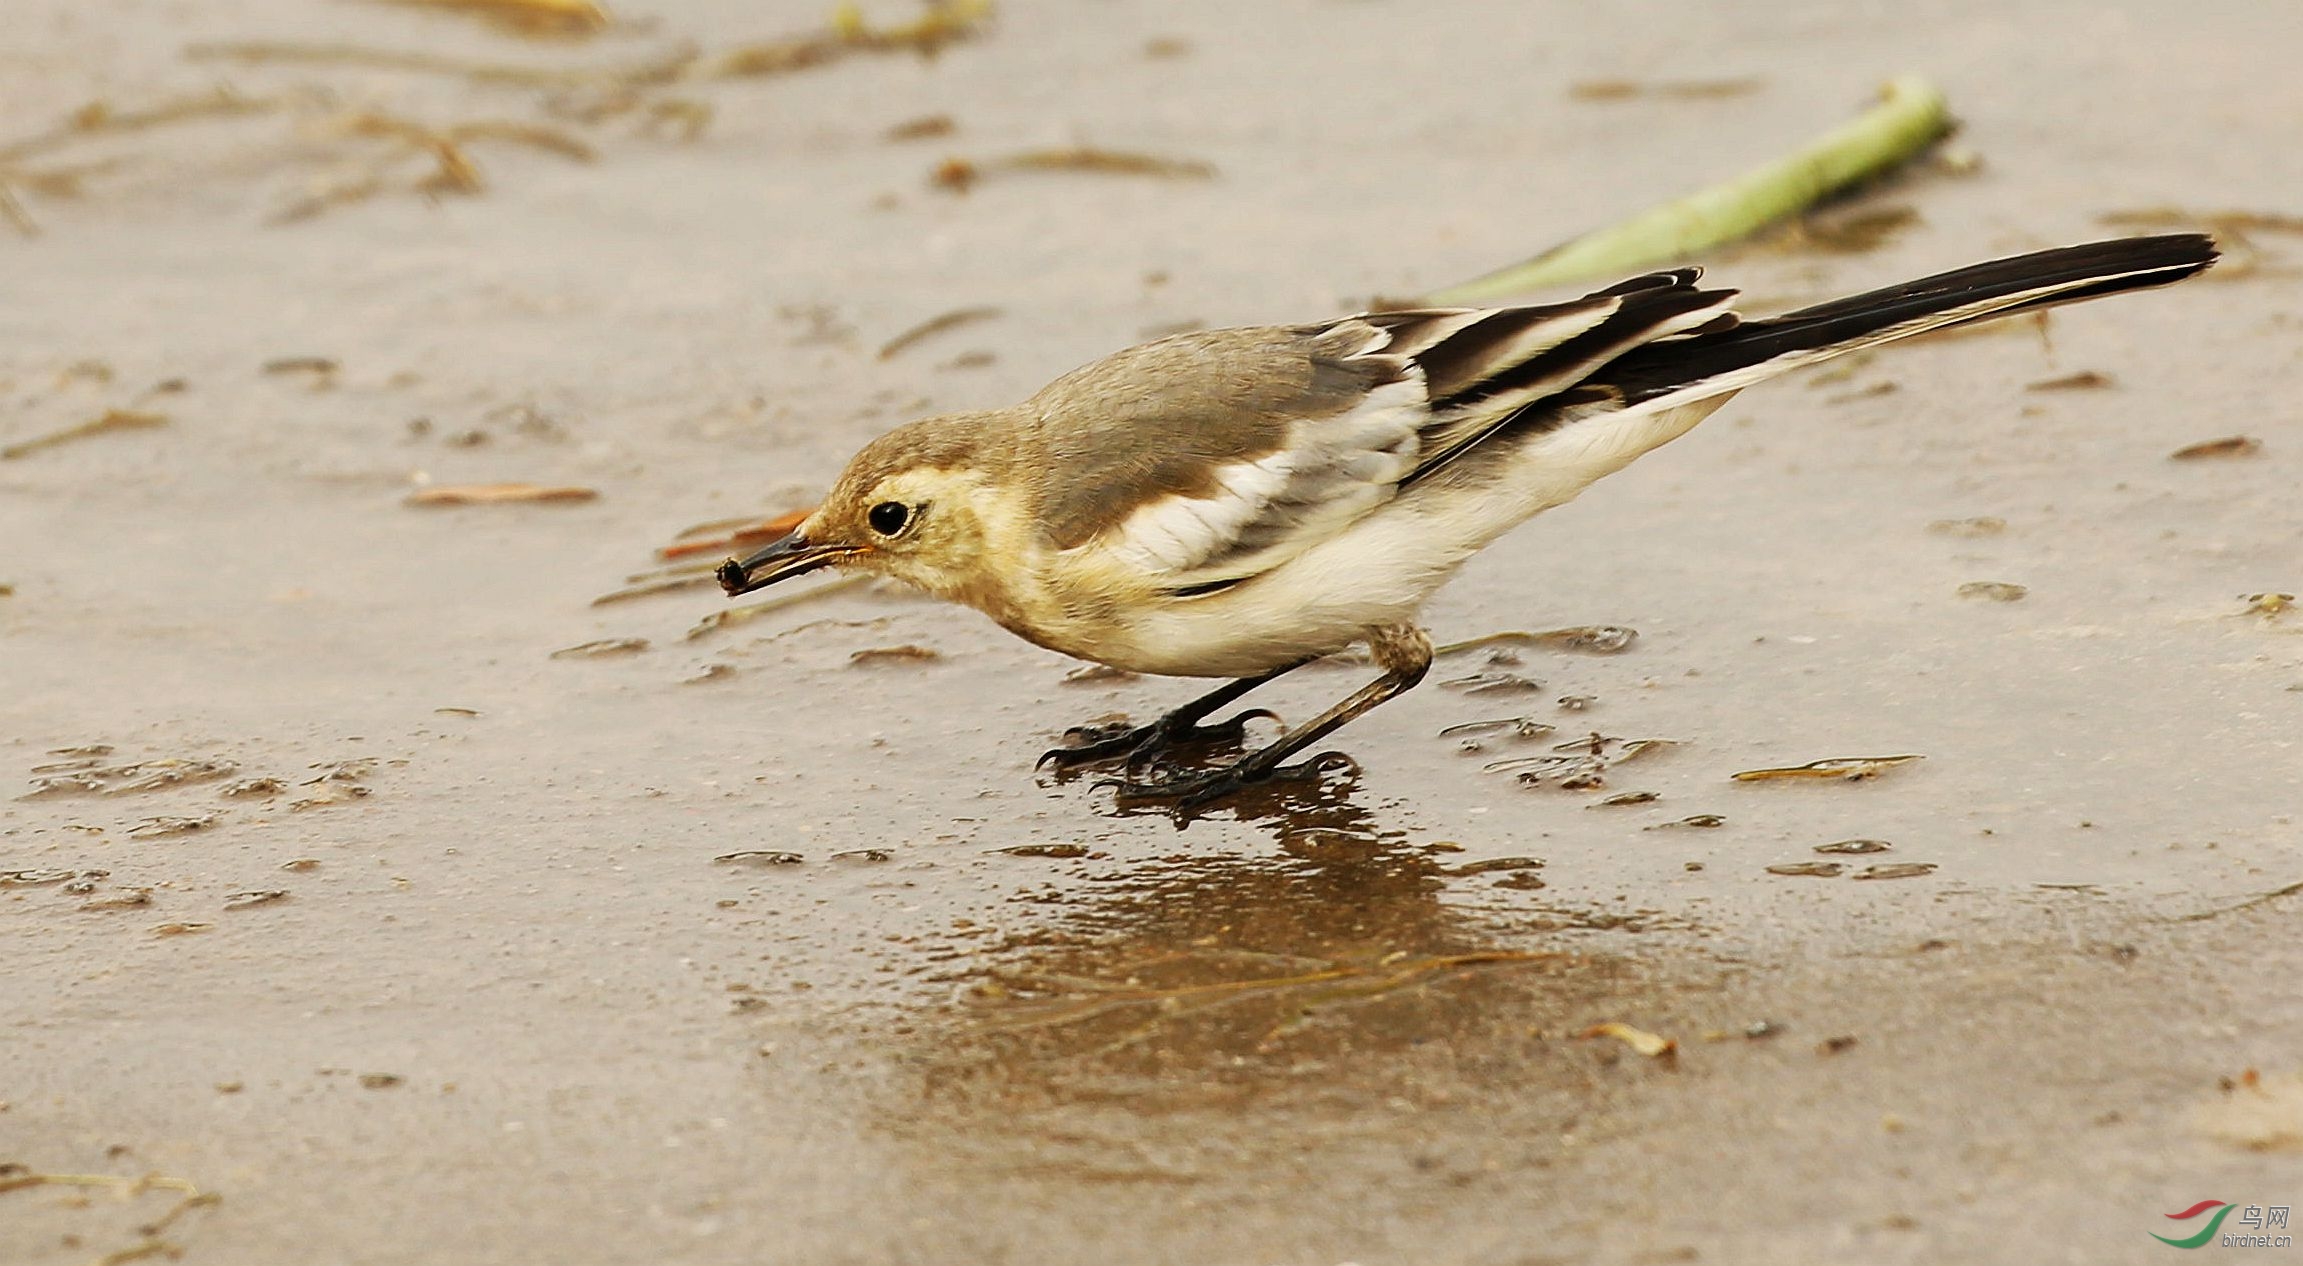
xmin=268 ymin=111 xmax=597 ymax=223
xmin=1439 ymin=715 xmax=1557 ymax=753
xmin=127 ymin=814 xmax=221 ymax=838
xmin=1732 ymin=754 xmax=1923 ymax=782
xmin=1438 ymin=671 xmax=1544 ymax=696
xmin=1486 ymin=733 xmax=1673 ymax=790
xmin=1590 ymin=791 xmax=1660 ymax=807
xmin=701 ymin=0 xmax=991 ymax=78
xmin=372 ymin=0 xmax=614 ymax=38
xmin=26 ymin=756 xmax=238 ymax=797
xmin=0 ymin=1170 xmax=219 ymax=1265
xmin=1768 ymin=861 xmax=1846 ymax=878
xmin=850 ymin=644 xmax=940 ymax=665
xmin=1815 ymin=838 xmax=1892 ymax=855
xmin=991 ymin=843 xmax=1089 ymax=859
xmin=2239 ymin=592 xmax=2294 ymax=619
xmin=1928 ymin=516 xmax=2006 ymax=537
xmin=884 ymin=113 xmax=955 ymax=141
xmin=2171 ymin=877 xmax=2303 ymax=923
xmin=551 ymin=637 xmax=649 ymax=659
xmin=878 ymin=305 xmax=1001 ymax=359
xmin=1579 ymin=1021 xmax=1677 ymax=1059
xmin=2169 ymin=435 xmax=2263 ymax=460
xmin=18 ymin=2 xmax=991 ymax=231
xmin=1429 ymin=74 xmax=1952 ymax=302
xmin=290 ymin=783 xmax=372 ymax=811
xmin=715 ymin=850 xmax=804 ymax=866
xmin=406 ymin=483 xmax=598 ymax=506
xmin=1853 ymin=863 xmax=1937 ymax=881
xmin=186 ymin=40 xmax=690 ymax=88
xmin=1 ymin=869 xmax=81 ymax=887
xmin=222 ymin=776 xmax=285 ymax=798
xmin=1435 ymin=626 xmax=1637 ymax=656
xmin=1 ymin=408 xmax=167 ymax=460
xmin=1570 ymin=77 xmax=1763 ymax=102
xmin=154 ymin=921 xmax=214 ymax=936
xmin=932 ymin=146 xmax=1216 ymax=193
xmin=262 ymin=355 xmax=340 ymax=376
xmin=2026 ymin=370 xmax=2114 ymax=391
xmin=1957 ymin=581 xmax=2028 ymax=602
xmin=224 ymin=889 xmax=291 ymax=909
xmin=0 ymin=87 xmax=281 ymax=234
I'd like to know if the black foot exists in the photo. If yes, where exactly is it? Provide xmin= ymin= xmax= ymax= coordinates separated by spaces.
xmin=1036 ymin=709 xmax=1280 ymax=774
xmin=1098 ymin=750 xmax=1357 ymax=817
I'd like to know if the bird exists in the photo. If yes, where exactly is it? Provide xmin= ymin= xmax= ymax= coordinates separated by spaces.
xmin=719 ymin=233 xmax=2216 ymax=810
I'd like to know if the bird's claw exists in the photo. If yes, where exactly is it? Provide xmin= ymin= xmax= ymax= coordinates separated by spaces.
xmin=1037 ymin=708 xmax=1282 ymax=774
xmin=1036 ymin=719 xmax=1147 ymax=770
xmin=1096 ymin=749 xmax=1357 ymax=816
xmin=1118 ymin=708 xmax=1279 ymax=775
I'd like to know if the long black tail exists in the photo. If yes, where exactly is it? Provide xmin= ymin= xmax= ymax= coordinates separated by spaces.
xmin=1603 ymin=233 xmax=2217 ymax=406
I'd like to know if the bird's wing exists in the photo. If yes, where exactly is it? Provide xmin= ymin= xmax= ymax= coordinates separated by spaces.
xmin=1029 ymin=234 xmax=2217 ymax=597
xmin=1028 ymin=278 xmax=1740 ymax=594
xmin=1023 ymin=322 xmax=1423 ymax=592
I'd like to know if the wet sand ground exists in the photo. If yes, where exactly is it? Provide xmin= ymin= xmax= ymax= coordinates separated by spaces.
xmin=5 ymin=2 xmax=2301 ymax=1263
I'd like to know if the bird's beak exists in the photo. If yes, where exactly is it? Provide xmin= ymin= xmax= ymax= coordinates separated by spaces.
xmin=716 ymin=530 xmax=857 ymax=597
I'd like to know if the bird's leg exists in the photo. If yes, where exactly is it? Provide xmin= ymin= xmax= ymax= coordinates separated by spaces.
xmin=1106 ymin=624 xmax=1433 ymax=812
xmin=1038 ymin=659 xmax=1311 ymax=771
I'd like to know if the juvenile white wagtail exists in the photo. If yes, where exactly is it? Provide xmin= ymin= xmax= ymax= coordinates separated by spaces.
xmin=720 ymin=234 xmax=2215 ymax=808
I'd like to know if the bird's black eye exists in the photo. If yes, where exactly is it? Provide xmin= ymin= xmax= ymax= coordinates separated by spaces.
xmin=867 ymin=501 xmax=911 ymax=536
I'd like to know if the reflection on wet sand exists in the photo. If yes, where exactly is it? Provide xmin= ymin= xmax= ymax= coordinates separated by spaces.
xmin=882 ymin=789 xmax=1716 ymax=1194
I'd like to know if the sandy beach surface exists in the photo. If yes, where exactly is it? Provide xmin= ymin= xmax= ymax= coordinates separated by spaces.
xmin=5 ymin=2 xmax=2301 ymax=1263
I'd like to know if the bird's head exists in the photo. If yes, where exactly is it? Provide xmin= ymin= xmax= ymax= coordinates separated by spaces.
xmin=717 ymin=414 xmax=1001 ymax=603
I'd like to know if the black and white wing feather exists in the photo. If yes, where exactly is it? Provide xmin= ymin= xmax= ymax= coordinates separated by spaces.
xmin=1039 ymin=233 xmax=2215 ymax=597
xmin=1039 ymin=276 xmax=1740 ymax=593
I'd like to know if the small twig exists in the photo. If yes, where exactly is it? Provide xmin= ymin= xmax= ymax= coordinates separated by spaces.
xmin=2171 ymin=877 xmax=2303 ymax=924
xmin=0 ymin=86 xmax=279 ymax=164
xmin=878 ymin=305 xmax=1001 ymax=360
xmin=694 ymin=0 xmax=991 ymax=79
xmin=0 ymin=182 xmax=37 ymax=236
xmin=1 ymin=409 xmax=167 ymax=461
xmin=0 ymin=1171 xmax=218 ymax=1266
xmin=185 ymin=40 xmax=697 ymax=88
xmin=367 ymin=0 xmax=613 ymax=39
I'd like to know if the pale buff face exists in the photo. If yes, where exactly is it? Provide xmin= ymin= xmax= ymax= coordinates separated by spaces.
xmin=802 ymin=422 xmax=1001 ymax=604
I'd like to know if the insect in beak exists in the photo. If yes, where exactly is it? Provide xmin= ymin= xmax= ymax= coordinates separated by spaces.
xmin=716 ymin=531 xmax=859 ymax=596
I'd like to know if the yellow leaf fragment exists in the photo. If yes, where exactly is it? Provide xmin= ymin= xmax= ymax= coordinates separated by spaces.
xmin=1580 ymin=1021 xmax=1677 ymax=1058
xmin=405 ymin=483 xmax=598 ymax=505
xmin=372 ymin=0 xmax=613 ymax=38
